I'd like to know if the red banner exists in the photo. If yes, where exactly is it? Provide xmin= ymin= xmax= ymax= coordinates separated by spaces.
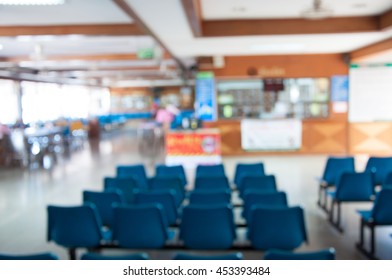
xmin=166 ymin=130 xmax=221 ymax=156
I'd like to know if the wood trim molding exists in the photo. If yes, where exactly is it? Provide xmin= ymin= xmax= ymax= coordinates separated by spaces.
xmin=0 ymin=24 xmax=144 ymax=36
xmin=202 ymin=16 xmax=379 ymax=37
xmin=380 ymin=8 xmax=392 ymax=30
xmin=181 ymin=0 xmax=203 ymax=37
xmin=350 ymin=37 xmax=392 ymax=61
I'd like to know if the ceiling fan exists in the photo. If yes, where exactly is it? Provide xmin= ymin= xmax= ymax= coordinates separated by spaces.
xmin=301 ymin=0 xmax=333 ymax=20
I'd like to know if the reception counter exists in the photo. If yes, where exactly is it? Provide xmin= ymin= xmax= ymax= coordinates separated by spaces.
xmin=203 ymin=119 xmax=349 ymax=156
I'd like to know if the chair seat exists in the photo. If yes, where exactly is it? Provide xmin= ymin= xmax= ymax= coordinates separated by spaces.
xmin=356 ymin=210 xmax=372 ymax=222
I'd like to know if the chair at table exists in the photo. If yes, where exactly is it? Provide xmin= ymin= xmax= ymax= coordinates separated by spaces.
xmin=239 ymin=175 xmax=277 ymax=198
xmin=112 ymin=203 xmax=172 ymax=249
xmin=47 ymin=203 xmax=109 ymax=260
xmin=156 ymin=164 xmax=187 ymax=187
xmin=149 ymin=176 xmax=184 ymax=206
xmin=81 ymin=252 xmax=149 ymax=260
xmin=83 ymin=190 xmax=124 ymax=229
xmin=248 ymin=206 xmax=307 ymax=251
xmin=356 ymin=188 xmax=392 ymax=259
xmin=116 ymin=164 xmax=149 ymax=189
xmin=263 ymin=248 xmax=336 ymax=260
xmin=242 ymin=191 xmax=288 ymax=222
xmin=195 ymin=164 xmax=226 ymax=178
xmin=194 ymin=175 xmax=231 ymax=191
xmin=179 ymin=204 xmax=236 ymax=249
xmin=327 ymin=172 xmax=374 ymax=232
xmin=234 ymin=162 xmax=265 ymax=188
xmin=0 ymin=252 xmax=59 ymax=260
xmin=135 ymin=189 xmax=179 ymax=226
xmin=103 ymin=177 xmax=139 ymax=204
xmin=173 ymin=252 xmax=243 ymax=260
xmin=364 ymin=156 xmax=392 ymax=188
xmin=188 ymin=189 xmax=232 ymax=206
xmin=317 ymin=156 xmax=355 ymax=211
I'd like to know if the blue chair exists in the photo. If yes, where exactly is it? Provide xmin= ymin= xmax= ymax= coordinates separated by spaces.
xmin=194 ymin=176 xmax=231 ymax=190
xmin=239 ymin=175 xmax=277 ymax=198
xmin=112 ymin=203 xmax=170 ymax=249
xmin=327 ymin=172 xmax=374 ymax=232
xmin=383 ymin=171 xmax=392 ymax=189
xmin=81 ymin=252 xmax=149 ymax=260
xmin=248 ymin=206 xmax=307 ymax=250
xmin=116 ymin=164 xmax=149 ymax=189
xmin=103 ymin=177 xmax=139 ymax=204
xmin=264 ymin=248 xmax=336 ymax=260
xmin=173 ymin=252 xmax=243 ymax=260
xmin=179 ymin=204 xmax=236 ymax=249
xmin=317 ymin=156 xmax=355 ymax=211
xmin=0 ymin=252 xmax=59 ymax=260
xmin=356 ymin=189 xmax=392 ymax=259
xmin=47 ymin=204 xmax=109 ymax=260
xmin=135 ymin=190 xmax=178 ymax=226
xmin=195 ymin=164 xmax=226 ymax=178
xmin=150 ymin=176 xmax=184 ymax=206
xmin=188 ymin=189 xmax=231 ymax=206
xmin=365 ymin=156 xmax=392 ymax=187
xmin=242 ymin=191 xmax=288 ymax=222
xmin=156 ymin=164 xmax=187 ymax=187
xmin=83 ymin=190 xmax=124 ymax=229
xmin=234 ymin=162 xmax=265 ymax=187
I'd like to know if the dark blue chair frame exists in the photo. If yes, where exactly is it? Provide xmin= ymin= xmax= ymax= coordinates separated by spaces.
xmin=355 ymin=189 xmax=392 ymax=260
xmin=263 ymin=248 xmax=336 ymax=260
xmin=317 ymin=156 xmax=355 ymax=212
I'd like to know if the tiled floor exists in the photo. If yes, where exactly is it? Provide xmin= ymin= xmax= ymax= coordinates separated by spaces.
xmin=1 ymin=128 xmax=391 ymax=260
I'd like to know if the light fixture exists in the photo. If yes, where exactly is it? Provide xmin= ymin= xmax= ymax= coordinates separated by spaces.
xmin=0 ymin=0 xmax=65 ymax=5
xmin=301 ymin=0 xmax=333 ymax=20
xmin=0 ymin=44 xmax=3 ymax=50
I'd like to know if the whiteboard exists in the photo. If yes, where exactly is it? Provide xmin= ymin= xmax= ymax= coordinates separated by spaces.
xmin=241 ymin=119 xmax=302 ymax=151
xmin=349 ymin=65 xmax=392 ymax=122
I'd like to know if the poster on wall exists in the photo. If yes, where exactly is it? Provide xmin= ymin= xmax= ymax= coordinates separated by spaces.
xmin=195 ymin=72 xmax=217 ymax=121
xmin=241 ymin=119 xmax=302 ymax=151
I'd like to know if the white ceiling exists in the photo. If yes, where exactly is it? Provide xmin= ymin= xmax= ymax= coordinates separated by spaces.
xmin=200 ymin=0 xmax=392 ymax=20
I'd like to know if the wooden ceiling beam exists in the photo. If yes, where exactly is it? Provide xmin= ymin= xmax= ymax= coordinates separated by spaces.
xmin=202 ymin=16 xmax=379 ymax=37
xmin=350 ymin=37 xmax=392 ymax=61
xmin=0 ymin=24 xmax=144 ymax=36
xmin=181 ymin=0 xmax=203 ymax=37
xmin=380 ymin=8 xmax=392 ymax=30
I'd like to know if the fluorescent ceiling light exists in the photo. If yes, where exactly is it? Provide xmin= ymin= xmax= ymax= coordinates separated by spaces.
xmin=0 ymin=0 xmax=65 ymax=5
xmin=0 ymin=44 xmax=3 ymax=50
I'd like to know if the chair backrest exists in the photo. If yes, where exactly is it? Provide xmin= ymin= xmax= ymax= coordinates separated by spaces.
xmin=188 ymin=189 xmax=231 ymax=205
xmin=239 ymin=175 xmax=277 ymax=197
xmin=173 ymin=252 xmax=243 ymax=260
xmin=243 ymin=191 xmax=288 ymax=222
xmin=135 ymin=190 xmax=178 ymax=225
xmin=365 ymin=156 xmax=392 ymax=186
xmin=149 ymin=176 xmax=184 ymax=206
xmin=195 ymin=164 xmax=226 ymax=178
xmin=81 ymin=252 xmax=149 ymax=260
xmin=103 ymin=177 xmax=139 ymax=204
xmin=248 ymin=206 xmax=307 ymax=250
xmin=263 ymin=248 xmax=336 ymax=260
xmin=112 ymin=204 xmax=168 ymax=249
xmin=234 ymin=162 xmax=265 ymax=186
xmin=0 ymin=252 xmax=59 ymax=260
xmin=384 ymin=171 xmax=392 ymax=188
xmin=116 ymin=164 xmax=149 ymax=189
xmin=194 ymin=176 xmax=231 ymax=190
xmin=371 ymin=188 xmax=392 ymax=224
xmin=179 ymin=204 xmax=236 ymax=249
xmin=47 ymin=204 xmax=104 ymax=248
xmin=322 ymin=157 xmax=355 ymax=186
xmin=335 ymin=172 xmax=373 ymax=201
xmin=83 ymin=190 xmax=124 ymax=228
xmin=156 ymin=164 xmax=187 ymax=187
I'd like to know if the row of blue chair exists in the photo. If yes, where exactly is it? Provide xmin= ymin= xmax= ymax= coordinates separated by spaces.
xmin=47 ymin=202 xmax=309 ymax=259
xmin=0 ymin=248 xmax=336 ymax=260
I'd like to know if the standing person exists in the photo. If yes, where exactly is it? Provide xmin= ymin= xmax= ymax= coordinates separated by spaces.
xmin=155 ymin=104 xmax=179 ymax=132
